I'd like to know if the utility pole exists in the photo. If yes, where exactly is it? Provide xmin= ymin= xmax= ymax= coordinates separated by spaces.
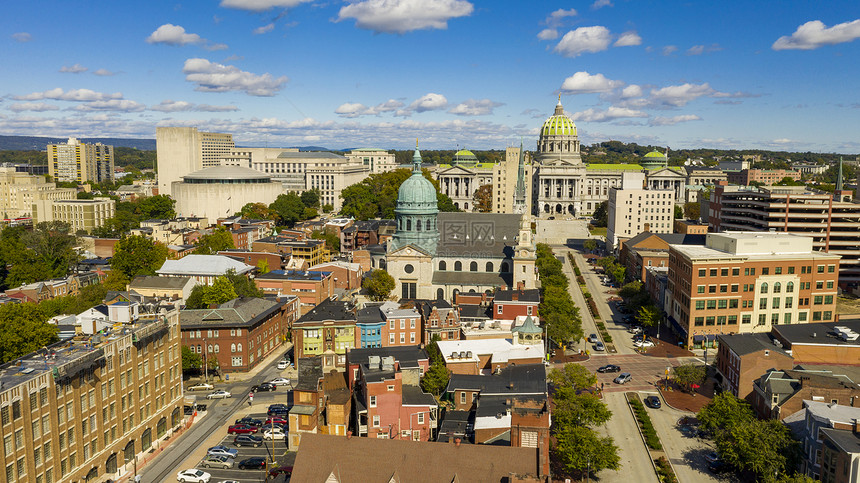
xmin=203 ymin=339 xmax=208 ymax=383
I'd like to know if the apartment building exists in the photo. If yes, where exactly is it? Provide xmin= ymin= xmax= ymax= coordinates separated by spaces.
xmin=667 ymin=232 xmax=840 ymax=348
xmin=0 ymin=167 xmax=77 ymax=219
xmin=254 ymin=270 xmax=333 ymax=315
xmin=0 ymin=307 xmax=182 ymax=483
xmin=709 ymin=183 xmax=860 ymax=286
xmin=46 ymin=138 xmax=114 ymax=183
xmin=607 ymin=171 xmax=675 ymax=248
xmin=292 ymin=299 xmax=357 ymax=370
xmin=33 ymin=198 xmax=116 ymax=233
xmin=156 ymin=127 xmax=235 ymax=196
xmin=726 ymin=168 xmax=801 ymax=186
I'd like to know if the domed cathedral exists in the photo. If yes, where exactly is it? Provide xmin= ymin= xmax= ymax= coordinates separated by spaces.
xmin=386 ymin=144 xmax=537 ymax=301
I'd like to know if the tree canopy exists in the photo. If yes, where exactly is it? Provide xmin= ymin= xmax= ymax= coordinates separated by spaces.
xmin=340 ymin=168 xmax=459 ymax=220
xmin=110 ymin=235 xmax=168 ymax=281
xmin=536 ymin=244 xmax=583 ymax=346
xmin=472 ymin=184 xmax=493 ymax=212
xmin=362 ymin=269 xmax=395 ymax=301
xmin=193 ymin=226 xmax=236 ymax=255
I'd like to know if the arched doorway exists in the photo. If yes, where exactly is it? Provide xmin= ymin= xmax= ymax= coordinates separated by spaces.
xmin=156 ymin=417 xmax=167 ymax=439
xmin=106 ymin=453 xmax=118 ymax=475
xmin=555 ymin=204 xmax=563 ymax=213
xmin=141 ymin=428 xmax=152 ymax=451
xmin=171 ymin=407 xmax=181 ymax=426
xmin=85 ymin=467 xmax=98 ymax=481
xmin=123 ymin=440 xmax=135 ymax=464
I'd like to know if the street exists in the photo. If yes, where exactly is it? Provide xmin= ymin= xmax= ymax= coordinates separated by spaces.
xmin=594 ymin=391 xmax=658 ymax=483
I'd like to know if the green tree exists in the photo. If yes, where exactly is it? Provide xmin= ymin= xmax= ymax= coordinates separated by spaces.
xmin=22 ymin=221 xmax=80 ymax=278
xmin=182 ymin=345 xmax=203 ymax=371
xmin=91 ymin=210 xmax=141 ymax=238
xmin=697 ymin=392 xmax=756 ymax=434
xmin=269 ymin=193 xmax=307 ymax=226
xmin=553 ymin=419 xmax=621 ymax=476
xmin=185 ymin=285 xmax=207 ymax=309
xmin=223 ymin=269 xmax=264 ymax=298
xmin=683 ymin=201 xmax=700 ymax=220
xmin=194 ymin=226 xmax=236 ymax=255
xmin=311 ymin=230 xmax=340 ymax=252
xmin=363 ymin=269 xmax=395 ymax=301
xmin=672 ymin=363 xmax=706 ymax=392
xmin=716 ymin=419 xmax=799 ymax=482
xmin=0 ymin=303 xmax=60 ymax=363
xmin=420 ymin=338 xmax=449 ymax=396
xmin=103 ymin=270 xmax=130 ymax=291
xmin=340 ymin=168 xmax=459 ymax=220
xmin=674 ymin=205 xmax=683 ymax=219
xmin=111 ymin=235 xmax=168 ymax=280
xmin=553 ymin=393 xmax=612 ymax=427
xmin=592 ymin=201 xmax=608 ymax=227
xmin=583 ymin=239 xmax=598 ymax=252
xmin=472 ymin=184 xmax=493 ymax=212
xmin=238 ymin=202 xmax=275 ymax=220
xmin=300 ymin=189 xmax=320 ymax=208
xmin=549 ymin=364 xmax=597 ymax=394
xmin=137 ymin=194 xmax=176 ymax=219
xmin=322 ymin=203 xmax=334 ymax=213
xmin=636 ymin=304 xmax=661 ymax=328
xmin=202 ymin=276 xmax=238 ymax=306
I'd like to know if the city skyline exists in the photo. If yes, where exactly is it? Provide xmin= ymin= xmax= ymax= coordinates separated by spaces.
xmin=2 ymin=0 xmax=860 ymax=152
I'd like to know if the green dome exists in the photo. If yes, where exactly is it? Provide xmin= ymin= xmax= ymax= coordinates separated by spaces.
xmin=641 ymin=150 xmax=668 ymax=170
xmin=396 ymin=148 xmax=438 ymax=212
xmin=644 ymin=151 xmax=666 ymax=158
xmin=541 ymin=114 xmax=577 ymax=137
xmin=455 ymin=149 xmax=476 ymax=157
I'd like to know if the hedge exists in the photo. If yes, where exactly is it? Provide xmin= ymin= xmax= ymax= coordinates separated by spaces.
xmin=629 ymin=399 xmax=662 ymax=450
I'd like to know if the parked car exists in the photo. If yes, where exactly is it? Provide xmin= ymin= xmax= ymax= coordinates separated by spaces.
xmin=234 ymin=417 xmax=263 ymax=427
xmin=267 ymin=405 xmax=289 ymax=417
xmin=228 ymin=424 xmax=258 ymax=435
xmin=644 ymin=396 xmax=662 ymax=409
xmin=708 ymin=460 xmax=730 ymax=474
xmin=269 ymin=466 xmax=294 ymax=478
xmin=263 ymin=427 xmax=286 ymax=440
xmin=634 ymin=340 xmax=655 ymax=348
xmin=233 ymin=435 xmax=263 ymax=447
xmin=613 ymin=373 xmax=632 ymax=384
xmin=206 ymin=390 xmax=232 ymax=399
xmin=206 ymin=446 xmax=238 ymax=459
xmin=201 ymin=455 xmax=234 ymax=469
xmin=268 ymin=377 xmax=291 ymax=386
xmin=265 ymin=416 xmax=288 ymax=426
xmin=593 ymin=341 xmax=605 ymax=352
xmin=184 ymin=405 xmax=195 ymax=416
xmin=704 ymin=452 xmax=721 ymax=464
xmin=187 ymin=382 xmax=214 ymax=391
xmin=628 ymin=326 xmax=643 ymax=334
xmin=597 ymin=364 xmax=621 ymax=373
xmin=177 ymin=469 xmax=211 ymax=483
xmin=238 ymin=457 xmax=268 ymax=470
xmin=587 ymin=333 xmax=599 ymax=343
xmin=277 ymin=360 xmax=289 ymax=370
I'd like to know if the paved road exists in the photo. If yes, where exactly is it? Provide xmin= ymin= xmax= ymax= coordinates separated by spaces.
xmin=594 ymin=391 xmax=658 ymax=483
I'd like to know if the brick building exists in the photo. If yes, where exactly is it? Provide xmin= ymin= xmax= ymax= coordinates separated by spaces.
xmin=751 ymin=369 xmax=860 ymax=420
xmin=286 ymin=357 xmax=352 ymax=450
xmin=491 ymin=289 xmax=539 ymax=321
xmin=726 ymin=168 xmax=801 ymax=186
xmin=438 ymin=338 xmax=545 ymax=376
xmin=820 ymin=426 xmax=860 ymax=483
xmin=416 ymin=299 xmax=460 ymax=343
xmin=254 ymin=269 xmax=333 ymax=315
xmin=715 ymin=333 xmax=794 ymax=401
xmin=292 ymin=298 xmax=357 ymax=370
xmin=771 ymin=320 xmax=860 ymax=366
xmin=218 ymin=250 xmax=284 ymax=272
xmin=308 ymin=261 xmax=363 ymax=291
xmin=619 ymin=232 xmax=705 ymax=282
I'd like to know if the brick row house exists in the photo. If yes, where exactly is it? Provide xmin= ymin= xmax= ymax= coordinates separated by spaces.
xmin=255 ymin=270 xmax=334 ymax=315
xmin=287 ymin=356 xmax=352 ymax=450
xmin=415 ymin=299 xmax=460 ymax=343
xmin=292 ymin=299 xmax=358 ymax=370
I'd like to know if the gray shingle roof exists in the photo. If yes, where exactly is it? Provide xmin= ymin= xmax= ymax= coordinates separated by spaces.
xmin=295 ymin=298 xmax=355 ymax=324
xmin=716 ymin=333 xmax=791 ymax=357
xmin=129 ymin=275 xmax=192 ymax=290
xmin=180 ymin=297 xmax=283 ymax=328
xmin=446 ymin=364 xmax=546 ymax=395
xmin=435 ymin=212 xmax=520 ymax=258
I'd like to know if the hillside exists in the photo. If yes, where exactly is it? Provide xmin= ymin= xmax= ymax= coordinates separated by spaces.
xmin=0 ymin=135 xmax=155 ymax=151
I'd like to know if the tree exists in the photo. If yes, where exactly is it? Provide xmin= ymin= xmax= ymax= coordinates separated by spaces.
xmin=340 ymin=168 xmax=459 ymax=220
xmin=311 ymin=230 xmax=340 ymax=252
xmin=420 ymin=338 xmax=449 ymax=396
xmin=202 ymin=276 xmax=238 ymax=306
xmin=544 ymin=311 xmax=583 ymax=347
xmin=137 ymin=194 xmax=176 ymax=219
xmin=185 ymin=285 xmax=207 ymax=309
xmin=674 ymin=205 xmax=683 ymax=219
xmin=111 ymin=235 xmax=168 ymax=280
xmin=22 ymin=221 xmax=79 ymax=278
xmin=363 ymin=269 xmax=395 ymax=301
xmin=592 ymin=201 xmax=608 ymax=227
xmin=0 ymin=302 xmax=60 ymax=363
xmin=269 ymin=193 xmax=307 ymax=226
xmin=472 ymin=184 xmax=493 ymax=212
xmin=583 ymin=239 xmax=598 ymax=253
xmin=697 ymin=392 xmax=756 ymax=434
xmin=223 ymin=269 xmax=264 ymax=298
xmin=683 ymin=201 xmax=700 ymax=220
xmin=549 ymin=364 xmax=598 ymax=395
xmin=322 ymin=203 xmax=334 ymax=213
xmin=553 ymin=421 xmax=620 ymax=476
xmin=553 ymin=393 xmax=612 ymax=427
xmin=194 ymin=226 xmax=236 ymax=255
xmin=182 ymin=345 xmax=202 ymax=371
xmin=238 ymin=202 xmax=275 ymax=220
xmin=715 ymin=419 xmax=799 ymax=482
xmin=300 ymin=189 xmax=320 ymax=208
xmin=636 ymin=304 xmax=660 ymax=328
xmin=672 ymin=364 xmax=706 ymax=392
xmin=103 ymin=269 xmax=130 ymax=291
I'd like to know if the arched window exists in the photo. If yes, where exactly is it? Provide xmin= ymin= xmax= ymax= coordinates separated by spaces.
xmin=406 ymin=219 xmax=412 ymax=230
xmin=439 ymin=261 xmax=447 ymax=271
xmin=470 ymin=261 xmax=478 ymax=272
xmin=773 ymin=282 xmax=781 ymax=294
xmin=437 ymin=288 xmax=444 ymax=300
xmin=416 ymin=220 xmax=422 ymax=231
xmin=501 ymin=261 xmax=510 ymax=273
xmin=237 ymin=343 xmax=243 ymax=352
xmin=761 ymin=282 xmax=768 ymax=294
xmin=786 ymin=282 xmax=794 ymax=293
xmin=486 ymin=262 xmax=494 ymax=272
xmin=454 ymin=261 xmax=462 ymax=271
xmin=207 ymin=344 xmax=213 ymax=354
xmin=231 ymin=343 xmax=236 ymax=352
xmin=213 ymin=344 xmax=220 ymax=353
xmin=426 ymin=220 xmax=431 ymax=230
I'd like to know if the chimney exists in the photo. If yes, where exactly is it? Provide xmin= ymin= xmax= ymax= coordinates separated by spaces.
xmin=454 ymin=437 xmax=461 ymax=447
xmin=512 ymin=292 xmax=519 ymax=301
xmin=347 ymin=430 xmax=352 ymax=439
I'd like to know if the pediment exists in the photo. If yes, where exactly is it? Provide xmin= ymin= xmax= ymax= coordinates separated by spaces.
xmin=437 ymin=165 xmax=476 ymax=175
xmin=387 ymin=243 xmax=433 ymax=258
xmin=647 ymin=167 xmax=686 ymax=179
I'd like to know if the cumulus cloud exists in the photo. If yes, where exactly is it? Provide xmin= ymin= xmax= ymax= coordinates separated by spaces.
xmin=572 ymin=107 xmax=647 ymax=122
xmin=448 ymin=99 xmax=504 ymax=116
xmin=337 ymin=0 xmax=473 ymax=34
xmin=591 ymin=0 xmax=612 ymax=9
xmin=648 ymin=114 xmax=702 ymax=126
xmin=220 ymin=0 xmax=311 ymax=11
xmin=93 ymin=68 xmax=118 ymax=76
xmin=560 ymin=71 xmax=624 ymax=94
xmin=537 ymin=29 xmax=559 ymax=40
xmin=73 ymin=100 xmax=146 ymax=112
xmin=554 ymin=26 xmax=612 ymax=57
xmin=687 ymin=43 xmax=722 ymax=55
xmin=547 ymin=8 xmax=577 ymax=26
xmin=60 ymin=64 xmax=88 ymax=74
xmin=146 ymin=24 xmax=202 ymax=46
xmin=335 ymin=99 xmax=406 ymax=118
xmin=12 ymin=32 xmax=32 ymax=42
xmin=773 ymin=19 xmax=860 ymax=50
xmin=662 ymin=45 xmax=678 ymax=56
xmin=614 ymin=31 xmax=641 ymax=47
xmin=15 ymin=88 xmax=123 ymax=102
xmin=621 ymin=84 xmax=642 ymax=98
xmin=649 ymin=83 xmax=715 ymax=107
xmin=253 ymin=23 xmax=275 ymax=34
xmin=150 ymin=100 xmax=238 ymax=112
xmin=407 ymin=93 xmax=448 ymax=113
xmin=8 ymin=103 xmax=60 ymax=112
xmin=182 ymin=58 xmax=288 ymax=96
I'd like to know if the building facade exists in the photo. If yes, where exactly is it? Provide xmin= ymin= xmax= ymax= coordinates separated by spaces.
xmin=156 ymin=127 xmax=235 ymax=196
xmin=607 ymin=172 xmax=675 ymax=248
xmin=171 ymin=165 xmax=282 ymax=220
xmin=33 ymin=198 xmax=116 ymax=233
xmin=0 ymin=166 xmax=77 ymax=219
xmin=254 ymin=270 xmax=333 ymax=315
xmin=292 ymin=299 xmax=357 ymax=370
xmin=47 ymin=138 xmax=114 ymax=183
xmin=344 ymin=148 xmax=398 ymax=174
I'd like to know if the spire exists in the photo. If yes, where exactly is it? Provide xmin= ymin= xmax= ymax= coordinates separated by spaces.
xmin=836 ymin=156 xmax=844 ymax=192
xmin=412 ymin=139 xmax=422 ymax=174
xmin=514 ymin=139 xmax=527 ymax=212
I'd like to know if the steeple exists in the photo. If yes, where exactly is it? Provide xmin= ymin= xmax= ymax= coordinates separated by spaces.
xmin=412 ymin=139 xmax=422 ymax=174
xmin=514 ymin=139 xmax=527 ymax=213
xmin=836 ymin=156 xmax=844 ymax=192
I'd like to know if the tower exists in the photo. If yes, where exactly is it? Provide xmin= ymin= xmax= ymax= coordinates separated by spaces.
xmin=513 ymin=208 xmax=536 ymax=290
xmin=389 ymin=144 xmax=440 ymax=254
xmin=513 ymin=140 xmax=528 ymax=214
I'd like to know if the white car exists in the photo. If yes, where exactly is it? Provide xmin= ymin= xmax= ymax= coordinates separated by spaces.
xmin=206 ymin=390 xmax=232 ymax=399
xmin=634 ymin=340 xmax=655 ymax=348
xmin=187 ymin=382 xmax=214 ymax=391
xmin=268 ymin=377 xmax=291 ymax=386
xmin=277 ymin=360 xmax=289 ymax=370
xmin=263 ymin=427 xmax=286 ymax=440
xmin=177 ymin=469 xmax=211 ymax=483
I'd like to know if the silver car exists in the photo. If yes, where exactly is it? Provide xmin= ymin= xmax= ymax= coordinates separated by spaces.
xmin=201 ymin=455 xmax=233 ymax=469
xmin=614 ymin=373 xmax=632 ymax=384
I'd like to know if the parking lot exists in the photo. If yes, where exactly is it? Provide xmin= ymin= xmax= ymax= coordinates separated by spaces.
xmin=183 ymin=411 xmax=294 ymax=483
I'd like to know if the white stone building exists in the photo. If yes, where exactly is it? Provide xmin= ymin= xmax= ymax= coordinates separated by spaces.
xmin=607 ymin=172 xmax=675 ymax=248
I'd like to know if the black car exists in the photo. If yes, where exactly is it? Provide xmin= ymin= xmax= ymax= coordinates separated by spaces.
xmin=235 ymin=417 xmax=263 ymax=427
xmin=597 ymin=364 xmax=621 ymax=373
xmin=238 ymin=457 xmax=267 ymax=470
xmin=251 ymin=383 xmax=277 ymax=392
xmin=644 ymin=396 xmax=662 ymax=409
xmin=708 ymin=460 xmax=730 ymax=474
xmin=233 ymin=435 xmax=263 ymax=447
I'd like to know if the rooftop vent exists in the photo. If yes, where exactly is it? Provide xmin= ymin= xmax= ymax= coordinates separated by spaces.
xmin=451 ymin=352 xmax=459 ymax=359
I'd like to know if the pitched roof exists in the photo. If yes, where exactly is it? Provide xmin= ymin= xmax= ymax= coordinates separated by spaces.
xmin=494 ymin=289 xmax=540 ymax=303
xmin=435 ymin=212 xmax=521 ymax=259
xmin=513 ymin=316 xmax=542 ymax=334
xmin=447 ymin=364 xmax=547 ymax=395
xmin=157 ymin=255 xmax=254 ymax=276
xmin=290 ymin=433 xmax=542 ymax=483
xmin=296 ymin=298 xmax=355 ymax=324
xmin=180 ymin=297 xmax=284 ymax=328
xmin=128 ymin=275 xmax=193 ymax=290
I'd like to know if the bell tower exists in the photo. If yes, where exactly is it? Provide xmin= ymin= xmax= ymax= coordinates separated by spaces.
xmin=512 ymin=211 xmax=536 ymax=290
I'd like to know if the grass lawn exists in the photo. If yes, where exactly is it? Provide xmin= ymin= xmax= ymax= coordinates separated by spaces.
xmin=588 ymin=226 xmax=607 ymax=237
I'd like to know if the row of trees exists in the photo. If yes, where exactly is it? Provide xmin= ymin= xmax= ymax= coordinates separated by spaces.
xmin=596 ymin=255 xmax=626 ymax=285
xmin=185 ymin=270 xmax=264 ymax=309
xmin=92 ymin=194 xmax=177 ymax=238
xmin=340 ymin=169 xmax=458 ymax=220
xmin=550 ymin=364 xmax=620 ymax=477
xmin=535 ymin=244 xmax=583 ymax=347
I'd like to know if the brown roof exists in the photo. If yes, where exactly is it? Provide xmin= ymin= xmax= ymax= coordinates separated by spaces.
xmin=291 ymin=433 xmax=544 ymax=482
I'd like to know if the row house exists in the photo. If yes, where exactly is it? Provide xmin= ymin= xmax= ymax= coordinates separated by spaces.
xmin=255 ymin=270 xmax=333 ymax=315
xmin=415 ymin=299 xmax=460 ymax=343
xmin=292 ymin=299 xmax=357 ymax=370
xmin=287 ymin=356 xmax=352 ymax=450
xmin=308 ymin=261 xmax=363 ymax=291
xmin=491 ymin=289 xmax=540 ymax=321
xmin=4 ymin=272 xmax=105 ymax=303
xmin=785 ymin=400 xmax=860 ymax=480
xmin=751 ymin=369 xmax=860 ymax=420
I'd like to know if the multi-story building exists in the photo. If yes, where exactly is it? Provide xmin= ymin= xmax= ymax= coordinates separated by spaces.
xmin=607 ymin=172 xmax=675 ymax=248
xmin=46 ymin=137 xmax=114 ymax=183
xmin=751 ymin=369 xmax=860 ymax=420
xmin=667 ymin=232 xmax=840 ymax=348
xmin=491 ymin=289 xmax=540 ymax=320
xmin=33 ymin=198 xmax=116 ymax=233
xmin=619 ymin=232 xmax=706 ymax=282
xmin=292 ymin=298 xmax=357 ymax=370
xmin=819 ymin=426 xmax=860 ymax=483
xmin=771 ymin=320 xmax=860 ymax=365
xmin=684 ymin=166 xmax=728 ymax=188
xmin=180 ymin=296 xmax=298 ymax=372
xmin=251 ymin=238 xmax=327 ymax=267
xmin=344 ymin=148 xmax=398 ymax=174
xmin=308 ymin=261 xmax=362 ymax=291
xmin=379 ymin=302 xmax=421 ymax=347
xmin=171 ymin=166 xmax=283 ymax=221
xmin=709 ymin=183 xmax=860 ymax=286
xmin=415 ymin=299 xmax=460 ymax=343
xmin=435 ymin=150 xmax=496 ymax=212
xmin=156 ymin=127 xmax=235 ymax=196
xmin=254 ymin=270 xmax=333 ymax=315
xmin=492 ymin=146 xmax=533 ymax=214
xmin=287 ymin=356 xmax=352 ymax=450
xmin=726 ymin=168 xmax=802 ymax=186
xmin=0 ymin=306 xmax=182 ymax=483
xmin=0 ymin=166 xmax=77 ymax=219
xmin=156 ymin=254 xmax=255 ymax=286
xmin=784 ymin=400 xmax=860 ymax=480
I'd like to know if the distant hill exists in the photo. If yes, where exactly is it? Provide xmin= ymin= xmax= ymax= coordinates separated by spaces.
xmin=0 ymin=135 xmax=155 ymax=151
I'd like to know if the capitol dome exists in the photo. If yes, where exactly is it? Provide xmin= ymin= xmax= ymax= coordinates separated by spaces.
xmin=541 ymin=104 xmax=577 ymax=137
xmin=453 ymin=149 xmax=478 ymax=166
xmin=641 ymin=150 xmax=668 ymax=170
xmin=535 ymin=97 xmax=582 ymax=164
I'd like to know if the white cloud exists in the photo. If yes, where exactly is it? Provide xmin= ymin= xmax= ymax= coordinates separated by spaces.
xmin=182 ymin=58 xmax=288 ymax=96
xmin=773 ymin=19 xmax=860 ymax=50
xmin=336 ymin=0 xmax=474 ymax=34
xmin=219 ymin=0 xmax=311 ymax=11
xmin=687 ymin=43 xmax=722 ymax=55
xmin=621 ymin=84 xmax=642 ymax=98
xmin=572 ymin=107 xmax=648 ymax=122
xmin=408 ymin=93 xmax=448 ymax=113
xmin=547 ymin=8 xmax=577 ymax=26
xmin=649 ymin=83 xmax=715 ymax=107
xmin=648 ymin=114 xmax=701 ymax=126
xmin=93 ymin=68 xmax=117 ymax=76
xmin=8 ymin=103 xmax=60 ymax=112
xmin=205 ymin=43 xmax=229 ymax=51
xmin=614 ymin=31 xmax=641 ymax=46
xmin=253 ymin=23 xmax=275 ymax=34
xmin=150 ymin=100 xmax=238 ymax=112
xmin=662 ymin=45 xmax=678 ymax=55
xmin=560 ymin=71 xmax=624 ymax=94
xmin=60 ymin=64 xmax=88 ymax=74
xmin=771 ymin=138 xmax=794 ymax=144
xmin=335 ymin=99 xmax=406 ymax=118
xmin=537 ymin=28 xmax=558 ymax=40
xmin=448 ymin=99 xmax=503 ymax=116
xmin=554 ymin=26 xmax=612 ymax=57
xmin=15 ymin=88 xmax=123 ymax=102
xmin=146 ymin=24 xmax=202 ymax=46
xmin=12 ymin=32 xmax=32 ymax=42
xmin=73 ymin=100 xmax=146 ymax=112
xmin=591 ymin=0 xmax=612 ymax=9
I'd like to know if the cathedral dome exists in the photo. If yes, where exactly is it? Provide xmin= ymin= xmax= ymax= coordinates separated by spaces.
xmin=641 ymin=150 xmax=668 ymax=170
xmin=396 ymin=149 xmax=438 ymax=211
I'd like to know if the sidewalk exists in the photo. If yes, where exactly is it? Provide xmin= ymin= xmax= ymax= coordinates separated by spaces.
xmin=219 ymin=341 xmax=296 ymax=384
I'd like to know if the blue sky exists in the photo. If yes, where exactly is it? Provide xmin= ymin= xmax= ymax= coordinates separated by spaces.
xmin=2 ymin=0 xmax=859 ymax=152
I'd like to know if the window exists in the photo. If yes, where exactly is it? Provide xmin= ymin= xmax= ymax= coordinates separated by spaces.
xmin=721 ymin=268 xmax=729 ymax=277
xmin=460 ymin=392 xmax=466 ymax=404
xmin=732 ymin=268 xmax=740 ymax=276
xmin=698 ymin=269 xmax=706 ymax=277
xmin=720 ymin=285 xmax=728 ymax=293
xmin=784 ymin=313 xmax=792 ymax=324
xmin=760 ymin=298 xmax=767 ymax=309
xmin=469 ymin=261 xmax=478 ymax=272
xmin=710 ymin=269 xmax=717 ymax=277
xmin=742 ymin=315 xmax=751 ymax=324
xmin=758 ymin=314 xmax=767 ymax=325
xmin=497 ymin=305 xmax=503 ymax=314
xmin=775 ymin=267 xmax=782 ymax=275
xmin=785 ymin=297 xmax=793 ymax=309
xmin=372 ymin=415 xmax=380 ymax=427
xmin=828 ymin=265 xmax=835 ymax=273
xmin=762 ymin=268 xmax=769 ymax=275
xmin=709 ymin=285 xmax=716 ymax=294
xmin=824 ymin=295 xmax=833 ymax=305
xmin=718 ymin=300 xmax=727 ymax=309
xmin=823 ymin=311 xmax=832 ymax=321
xmin=694 ymin=317 xmax=704 ymax=326
xmin=707 ymin=300 xmax=716 ymax=309
xmin=817 ymin=265 xmax=825 ymax=273
xmin=816 ymin=281 xmax=823 ymax=290
xmin=728 ymin=315 xmax=738 ymax=325
xmin=705 ymin=316 xmax=715 ymax=326
xmin=417 ymin=413 xmax=425 ymax=424
xmin=827 ymin=281 xmax=834 ymax=289
xmin=697 ymin=285 xmax=705 ymax=294
xmin=774 ymin=282 xmax=781 ymax=293
xmin=787 ymin=282 xmax=794 ymax=293
xmin=731 ymin=284 xmax=739 ymax=293
xmin=814 ymin=295 xmax=823 ymax=305
xmin=760 ymin=282 xmax=768 ymax=294
xmin=717 ymin=316 xmax=726 ymax=325
xmin=231 ymin=356 xmax=243 ymax=367
xmin=454 ymin=261 xmax=462 ymax=271
xmin=799 ymin=312 xmax=807 ymax=322
xmin=695 ymin=301 xmax=705 ymax=310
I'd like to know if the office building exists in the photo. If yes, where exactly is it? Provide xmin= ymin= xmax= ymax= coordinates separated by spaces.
xmin=607 ymin=172 xmax=675 ymax=248
xmin=726 ymin=168 xmax=802 ymax=186
xmin=47 ymin=138 xmax=114 ymax=183
xmin=492 ymin=145 xmax=533 ymax=214
xmin=33 ymin=198 xmax=116 ymax=233
xmin=343 ymin=148 xmax=398 ymax=174
xmin=0 ymin=307 xmax=182 ymax=483
xmin=155 ymin=127 xmax=235 ymax=196
xmin=0 ymin=166 xmax=77 ymax=219
xmin=667 ymin=232 xmax=840 ymax=348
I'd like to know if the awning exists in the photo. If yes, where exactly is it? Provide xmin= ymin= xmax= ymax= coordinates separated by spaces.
xmin=705 ymin=334 xmax=717 ymax=341
xmin=692 ymin=335 xmax=705 ymax=342
xmin=668 ymin=316 xmax=687 ymax=338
